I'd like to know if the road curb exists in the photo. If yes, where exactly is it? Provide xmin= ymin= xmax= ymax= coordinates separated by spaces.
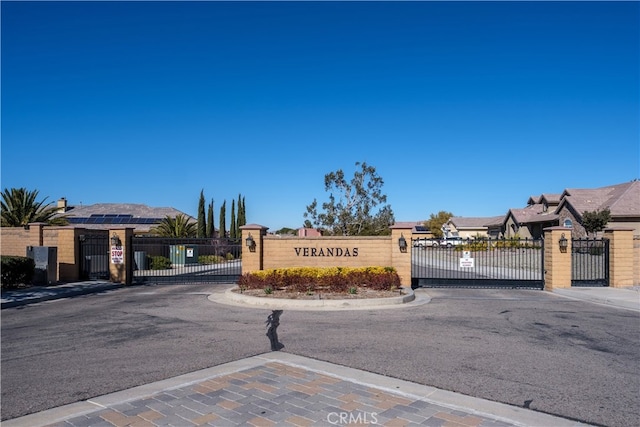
xmin=215 ymin=286 xmax=419 ymax=311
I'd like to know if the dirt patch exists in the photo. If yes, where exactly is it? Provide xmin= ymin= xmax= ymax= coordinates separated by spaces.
xmin=232 ymin=287 xmax=406 ymax=300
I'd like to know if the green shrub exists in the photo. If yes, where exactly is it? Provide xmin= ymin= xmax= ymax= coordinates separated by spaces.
xmin=225 ymin=252 xmax=235 ymax=261
xmin=149 ymin=255 xmax=172 ymax=270
xmin=1 ymin=256 xmax=35 ymax=289
xmin=199 ymin=255 xmax=223 ymax=264
xmin=459 ymin=241 xmax=490 ymax=252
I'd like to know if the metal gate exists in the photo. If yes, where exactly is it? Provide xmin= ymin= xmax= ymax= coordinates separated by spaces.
xmin=412 ymin=238 xmax=544 ymax=289
xmin=132 ymin=237 xmax=242 ymax=284
xmin=79 ymin=234 xmax=110 ymax=280
xmin=571 ymin=238 xmax=609 ymax=287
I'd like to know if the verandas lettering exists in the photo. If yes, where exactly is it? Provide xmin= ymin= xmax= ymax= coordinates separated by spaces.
xmin=293 ymin=247 xmax=359 ymax=257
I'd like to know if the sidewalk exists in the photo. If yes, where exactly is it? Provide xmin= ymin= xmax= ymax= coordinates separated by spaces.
xmin=3 ymin=352 xmax=589 ymax=427
xmin=550 ymin=286 xmax=640 ymax=312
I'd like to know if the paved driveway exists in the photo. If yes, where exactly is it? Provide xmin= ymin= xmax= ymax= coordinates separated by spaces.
xmin=1 ymin=285 xmax=638 ymax=427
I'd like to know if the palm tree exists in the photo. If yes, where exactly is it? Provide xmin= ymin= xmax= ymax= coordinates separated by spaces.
xmin=150 ymin=214 xmax=197 ymax=237
xmin=1 ymin=188 xmax=68 ymax=227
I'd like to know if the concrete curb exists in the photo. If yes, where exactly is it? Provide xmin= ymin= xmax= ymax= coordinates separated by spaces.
xmin=219 ymin=286 xmax=418 ymax=311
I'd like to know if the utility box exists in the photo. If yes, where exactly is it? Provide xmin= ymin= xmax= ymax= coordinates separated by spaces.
xmin=26 ymin=246 xmax=58 ymax=285
xmin=169 ymin=245 xmax=198 ymax=265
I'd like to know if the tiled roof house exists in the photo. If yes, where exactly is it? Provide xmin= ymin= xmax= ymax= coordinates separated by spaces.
xmin=443 ymin=216 xmax=505 ymax=239
xmin=555 ymin=180 xmax=640 ymax=237
xmin=504 ymin=180 xmax=640 ymax=239
xmin=54 ymin=199 xmax=194 ymax=234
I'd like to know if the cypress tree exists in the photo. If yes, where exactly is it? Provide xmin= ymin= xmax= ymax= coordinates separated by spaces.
xmin=236 ymin=194 xmax=243 ymax=234
xmin=197 ymin=190 xmax=206 ymax=238
xmin=219 ymin=200 xmax=226 ymax=239
xmin=230 ymin=199 xmax=236 ymax=239
xmin=207 ymin=199 xmax=214 ymax=238
xmin=241 ymin=196 xmax=246 ymax=226
xmin=238 ymin=194 xmax=246 ymax=228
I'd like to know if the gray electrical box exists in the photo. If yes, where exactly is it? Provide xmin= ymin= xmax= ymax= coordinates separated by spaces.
xmin=169 ymin=245 xmax=198 ymax=265
xmin=26 ymin=246 xmax=58 ymax=285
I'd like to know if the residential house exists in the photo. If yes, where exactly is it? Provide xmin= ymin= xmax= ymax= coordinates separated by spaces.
xmin=54 ymin=199 xmax=194 ymax=235
xmin=297 ymin=227 xmax=322 ymax=237
xmin=442 ymin=216 xmax=506 ymax=239
xmin=503 ymin=180 xmax=640 ymax=239
xmin=398 ymin=222 xmax=435 ymax=239
xmin=555 ymin=180 xmax=640 ymax=237
xmin=503 ymin=196 xmax=560 ymax=239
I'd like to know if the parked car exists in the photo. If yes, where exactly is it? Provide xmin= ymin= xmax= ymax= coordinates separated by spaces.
xmin=413 ymin=238 xmax=439 ymax=248
xmin=439 ymin=237 xmax=464 ymax=247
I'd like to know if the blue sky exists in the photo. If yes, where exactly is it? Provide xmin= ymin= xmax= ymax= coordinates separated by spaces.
xmin=2 ymin=1 xmax=638 ymax=231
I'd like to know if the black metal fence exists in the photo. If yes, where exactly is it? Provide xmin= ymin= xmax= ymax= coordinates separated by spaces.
xmin=571 ymin=238 xmax=609 ymax=287
xmin=412 ymin=238 xmax=544 ymax=289
xmin=132 ymin=237 xmax=242 ymax=284
xmin=79 ymin=234 xmax=110 ymax=280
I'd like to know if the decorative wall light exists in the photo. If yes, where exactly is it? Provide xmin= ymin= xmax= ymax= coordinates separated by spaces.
xmin=558 ymin=233 xmax=568 ymax=252
xmin=110 ymin=233 xmax=121 ymax=247
xmin=398 ymin=234 xmax=407 ymax=253
xmin=245 ymin=234 xmax=256 ymax=251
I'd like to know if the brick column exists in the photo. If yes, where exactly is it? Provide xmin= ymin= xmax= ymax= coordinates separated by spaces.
xmin=390 ymin=224 xmax=412 ymax=288
xmin=56 ymin=228 xmax=83 ymax=282
xmin=109 ymin=228 xmax=134 ymax=285
xmin=240 ymin=224 xmax=268 ymax=275
xmin=544 ymin=227 xmax=572 ymax=290
xmin=604 ymin=228 xmax=634 ymax=288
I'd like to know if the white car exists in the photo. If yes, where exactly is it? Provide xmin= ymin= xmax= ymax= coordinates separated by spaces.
xmin=413 ymin=238 xmax=439 ymax=248
xmin=439 ymin=237 xmax=465 ymax=247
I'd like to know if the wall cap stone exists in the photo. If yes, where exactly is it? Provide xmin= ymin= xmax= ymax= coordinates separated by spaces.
xmin=240 ymin=224 xmax=269 ymax=231
xmin=390 ymin=223 xmax=415 ymax=230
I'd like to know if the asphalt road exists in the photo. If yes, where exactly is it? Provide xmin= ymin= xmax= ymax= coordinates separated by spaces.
xmin=1 ymin=285 xmax=639 ymax=427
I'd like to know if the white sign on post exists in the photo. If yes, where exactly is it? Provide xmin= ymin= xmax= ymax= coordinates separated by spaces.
xmin=459 ymin=256 xmax=474 ymax=268
xmin=187 ymin=248 xmax=194 ymax=258
xmin=111 ymin=246 xmax=123 ymax=264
